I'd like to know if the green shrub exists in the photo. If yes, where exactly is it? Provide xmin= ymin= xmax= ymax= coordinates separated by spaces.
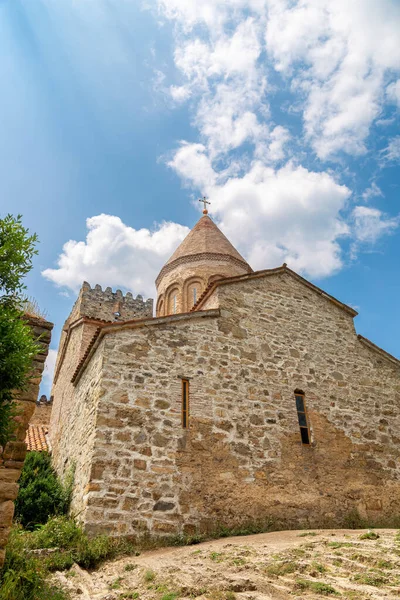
xmin=0 ymin=517 xmax=139 ymax=600
xmin=359 ymin=531 xmax=380 ymax=540
xmin=14 ymin=452 xmax=73 ymax=529
xmin=342 ymin=509 xmax=366 ymax=529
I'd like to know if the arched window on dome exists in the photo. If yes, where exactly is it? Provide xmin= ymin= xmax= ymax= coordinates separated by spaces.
xmin=167 ymin=287 xmax=180 ymax=315
xmin=184 ymin=278 xmax=204 ymax=311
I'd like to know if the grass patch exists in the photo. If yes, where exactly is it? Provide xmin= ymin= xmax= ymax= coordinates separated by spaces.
xmin=298 ymin=532 xmax=317 ymax=537
xmin=144 ymin=569 xmax=156 ymax=583
xmin=160 ymin=593 xmax=179 ymax=600
xmin=124 ymin=563 xmax=137 ymax=571
xmin=359 ymin=531 xmax=380 ymax=540
xmin=327 ymin=542 xmax=355 ymax=549
xmin=310 ymin=561 xmax=328 ymax=574
xmin=295 ymin=579 xmax=340 ymax=595
xmin=230 ymin=557 xmax=246 ymax=566
xmin=265 ymin=561 xmax=299 ymax=576
xmin=121 ymin=593 xmax=139 ymax=599
xmin=210 ymin=552 xmax=224 ymax=562
xmin=110 ymin=577 xmax=123 ymax=590
xmin=376 ymin=559 xmax=394 ymax=569
xmin=352 ymin=572 xmax=388 ymax=586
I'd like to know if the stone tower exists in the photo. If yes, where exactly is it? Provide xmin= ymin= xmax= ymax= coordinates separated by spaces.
xmin=155 ymin=214 xmax=252 ymax=316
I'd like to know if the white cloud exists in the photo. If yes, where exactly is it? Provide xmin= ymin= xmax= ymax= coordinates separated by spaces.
xmin=159 ymin=0 xmax=400 ymax=161
xmin=352 ymin=206 xmax=399 ymax=244
xmin=42 ymin=214 xmax=189 ymax=297
xmin=43 ymin=165 xmax=352 ymax=289
xmin=382 ymin=136 xmax=400 ymax=163
xmin=42 ymin=1 xmax=400 ymax=295
xmin=265 ymin=0 xmax=400 ymax=159
xmin=169 ymin=154 xmax=351 ymax=277
xmin=362 ymin=182 xmax=383 ymax=202
xmin=387 ymin=79 xmax=400 ymax=107
xmin=264 ymin=126 xmax=291 ymax=162
xmin=167 ymin=142 xmax=217 ymax=189
xmin=170 ymin=85 xmax=191 ymax=102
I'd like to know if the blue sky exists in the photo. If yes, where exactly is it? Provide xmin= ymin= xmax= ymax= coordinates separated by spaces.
xmin=0 ymin=0 xmax=399 ymax=395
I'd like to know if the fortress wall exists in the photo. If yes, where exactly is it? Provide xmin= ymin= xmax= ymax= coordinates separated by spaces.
xmin=77 ymin=282 xmax=153 ymax=322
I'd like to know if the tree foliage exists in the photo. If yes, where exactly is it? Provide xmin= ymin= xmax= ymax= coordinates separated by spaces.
xmin=14 ymin=452 xmax=73 ymax=529
xmin=0 ymin=214 xmax=38 ymax=298
xmin=0 ymin=214 xmax=39 ymax=446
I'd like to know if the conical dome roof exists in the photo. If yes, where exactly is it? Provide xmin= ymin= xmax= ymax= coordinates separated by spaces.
xmin=165 ymin=215 xmax=250 ymax=268
xmin=155 ymin=214 xmax=252 ymax=316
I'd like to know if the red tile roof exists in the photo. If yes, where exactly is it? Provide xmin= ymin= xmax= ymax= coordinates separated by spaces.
xmin=25 ymin=424 xmax=50 ymax=452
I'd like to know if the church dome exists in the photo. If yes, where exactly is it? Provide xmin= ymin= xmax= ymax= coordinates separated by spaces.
xmin=155 ymin=214 xmax=252 ymax=316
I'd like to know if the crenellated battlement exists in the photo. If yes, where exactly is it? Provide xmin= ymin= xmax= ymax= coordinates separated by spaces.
xmin=70 ymin=281 xmax=154 ymax=323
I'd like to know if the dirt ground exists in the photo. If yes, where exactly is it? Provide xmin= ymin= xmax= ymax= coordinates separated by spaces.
xmin=53 ymin=529 xmax=400 ymax=600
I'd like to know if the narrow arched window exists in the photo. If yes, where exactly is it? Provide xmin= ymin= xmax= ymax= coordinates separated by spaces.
xmin=173 ymin=294 xmax=177 ymax=314
xmin=182 ymin=379 xmax=189 ymax=428
xmin=295 ymin=390 xmax=310 ymax=445
xmin=193 ymin=287 xmax=197 ymax=305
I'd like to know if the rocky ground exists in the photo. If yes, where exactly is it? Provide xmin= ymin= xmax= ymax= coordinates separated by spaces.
xmin=53 ymin=529 xmax=400 ymax=600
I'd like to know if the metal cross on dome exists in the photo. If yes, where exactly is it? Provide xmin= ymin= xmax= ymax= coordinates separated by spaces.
xmin=198 ymin=196 xmax=210 ymax=214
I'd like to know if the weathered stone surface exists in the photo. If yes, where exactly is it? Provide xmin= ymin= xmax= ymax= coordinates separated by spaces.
xmin=50 ymin=266 xmax=399 ymax=539
xmin=3 ymin=442 xmax=27 ymax=462
xmin=0 ymin=501 xmax=15 ymax=524
xmin=0 ymin=483 xmax=19 ymax=501
xmin=153 ymin=501 xmax=175 ymax=512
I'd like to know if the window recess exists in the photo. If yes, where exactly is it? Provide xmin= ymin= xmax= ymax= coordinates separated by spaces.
xmin=295 ymin=391 xmax=311 ymax=445
xmin=182 ymin=379 xmax=189 ymax=429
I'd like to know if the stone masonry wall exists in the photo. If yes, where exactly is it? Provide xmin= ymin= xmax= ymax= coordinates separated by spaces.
xmin=50 ymin=281 xmax=154 ymax=487
xmin=0 ymin=316 xmax=53 ymax=568
xmin=72 ymin=271 xmax=400 ymax=537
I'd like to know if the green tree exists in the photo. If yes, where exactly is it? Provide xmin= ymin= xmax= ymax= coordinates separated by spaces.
xmin=14 ymin=452 xmax=72 ymax=529
xmin=0 ymin=214 xmax=39 ymax=446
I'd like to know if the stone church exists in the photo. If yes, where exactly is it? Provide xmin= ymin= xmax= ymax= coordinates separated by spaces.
xmin=49 ymin=210 xmax=400 ymax=537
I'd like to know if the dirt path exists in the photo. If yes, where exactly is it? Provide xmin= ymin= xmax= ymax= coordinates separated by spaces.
xmin=53 ymin=528 xmax=400 ymax=600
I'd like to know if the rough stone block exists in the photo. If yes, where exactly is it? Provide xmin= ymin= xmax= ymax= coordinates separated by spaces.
xmin=0 ymin=501 xmax=15 ymax=525
xmin=0 ymin=483 xmax=19 ymax=501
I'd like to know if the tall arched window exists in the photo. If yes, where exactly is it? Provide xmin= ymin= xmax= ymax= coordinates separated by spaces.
xmin=184 ymin=278 xmax=204 ymax=311
xmin=294 ymin=390 xmax=311 ymax=445
xmin=167 ymin=287 xmax=180 ymax=315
